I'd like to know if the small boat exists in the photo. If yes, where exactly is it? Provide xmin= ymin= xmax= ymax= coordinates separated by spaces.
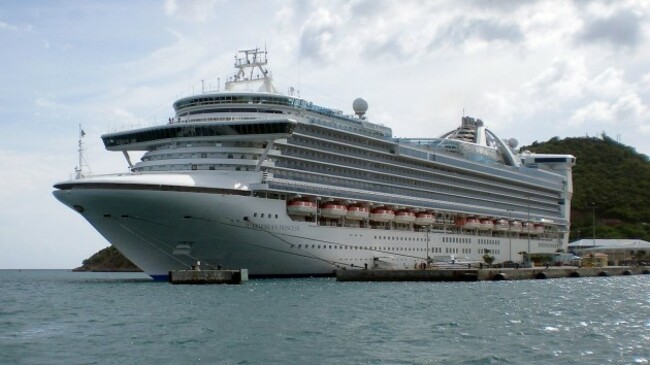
xmin=494 ymin=219 xmax=509 ymax=231
xmin=320 ymin=203 xmax=347 ymax=218
xmin=532 ymin=224 xmax=545 ymax=235
xmin=287 ymin=200 xmax=317 ymax=216
xmin=479 ymin=219 xmax=494 ymax=230
xmin=370 ymin=208 xmax=395 ymax=222
xmin=509 ymin=220 xmax=523 ymax=232
xmin=394 ymin=210 xmax=416 ymax=224
xmin=346 ymin=205 xmax=369 ymax=220
xmin=415 ymin=212 xmax=436 ymax=226
xmin=463 ymin=217 xmax=481 ymax=230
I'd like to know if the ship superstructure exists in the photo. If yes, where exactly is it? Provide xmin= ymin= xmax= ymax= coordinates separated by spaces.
xmin=54 ymin=48 xmax=575 ymax=279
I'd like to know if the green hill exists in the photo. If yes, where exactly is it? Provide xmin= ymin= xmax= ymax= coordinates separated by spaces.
xmin=74 ymin=245 xmax=141 ymax=272
xmin=523 ymin=134 xmax=650 ymax=241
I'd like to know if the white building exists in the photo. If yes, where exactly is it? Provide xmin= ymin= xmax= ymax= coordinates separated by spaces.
xmin=568 ymin=239 xmax=650 ymax=265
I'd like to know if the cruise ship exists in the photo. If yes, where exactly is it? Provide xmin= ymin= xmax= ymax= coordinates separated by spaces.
xmin=53 ymin=48 xmax=576 ymax=279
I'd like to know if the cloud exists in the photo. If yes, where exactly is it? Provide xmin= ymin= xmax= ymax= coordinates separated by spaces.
xmin=164 ymin=0 xmax=221 ymax=22
xmin=571 ymin=92 xmax=649 ymax=127
xmin=576 ymin=7 xmax=646 ymax=48
xmin=433 ymin=17 xmax=524 ymax=49
xmin=0 ymin=19 xmax=32 ymax=32
xmin=298 ymin=7 xmax=345 ymax=62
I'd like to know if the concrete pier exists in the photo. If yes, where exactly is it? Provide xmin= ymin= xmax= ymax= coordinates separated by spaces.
xmin=335 ymin=266 xmax=650 ymax=282
xmin=169 ymin=269 xmax=248 ymax=284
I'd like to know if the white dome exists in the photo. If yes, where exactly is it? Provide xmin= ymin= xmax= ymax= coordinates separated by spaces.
xmin=353 ymin=98 xmax=368 ymax=117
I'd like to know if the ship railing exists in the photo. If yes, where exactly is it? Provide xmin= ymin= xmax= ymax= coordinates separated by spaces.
xmin=106 ymin=114 xmax=281 ymax=134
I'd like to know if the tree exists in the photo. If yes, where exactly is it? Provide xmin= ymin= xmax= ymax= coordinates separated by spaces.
xmin=483 ymin=253 xmax=495 ymax=267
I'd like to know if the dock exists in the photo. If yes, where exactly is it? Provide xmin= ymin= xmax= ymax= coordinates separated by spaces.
xmin=169 ymin=269 xmax=248 ymax=284
xmin=335 ymin=266 xmax=650 ymax=282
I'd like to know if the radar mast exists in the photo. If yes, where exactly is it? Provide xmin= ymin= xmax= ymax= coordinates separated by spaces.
xmin=225 ymin=47 xmax=278 ymax=93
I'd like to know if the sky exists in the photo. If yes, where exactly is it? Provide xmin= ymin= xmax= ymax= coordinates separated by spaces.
xmin=1 ymin=0 xmax=649 ymax=269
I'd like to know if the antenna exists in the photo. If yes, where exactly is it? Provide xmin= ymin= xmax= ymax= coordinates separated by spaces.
xmin=75 ymin=124 xmax=92 ymax=179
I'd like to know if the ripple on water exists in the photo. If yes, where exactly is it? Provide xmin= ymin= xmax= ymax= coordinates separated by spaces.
xmin=1 ymin=272 xmax=649 ymax=364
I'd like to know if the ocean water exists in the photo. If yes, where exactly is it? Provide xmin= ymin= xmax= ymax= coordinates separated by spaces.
xmin=0 ymin=270 xmax=648 ymax=365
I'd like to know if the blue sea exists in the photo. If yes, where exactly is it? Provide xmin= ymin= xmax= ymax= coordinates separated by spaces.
xmin=0 ymin=270 xmax=648 ymax=364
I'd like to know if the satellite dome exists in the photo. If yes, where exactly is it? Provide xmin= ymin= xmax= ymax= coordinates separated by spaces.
xmin=353 ymin=98 xmax=368 ymax=118
xmin=508 ymin=138 xmax=519 ymax=148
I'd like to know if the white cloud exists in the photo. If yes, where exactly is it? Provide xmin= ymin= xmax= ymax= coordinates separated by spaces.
xmin=0 ymin=19 xmax=32 ymax=32
xmin=164 ymin=0 xmax=221 ymax=22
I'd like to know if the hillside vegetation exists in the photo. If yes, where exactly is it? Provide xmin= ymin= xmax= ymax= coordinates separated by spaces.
xmin=74 ymin=245 xmax=141 ymax=272
xmin=523 ymin=134 xmax=650 ymax=241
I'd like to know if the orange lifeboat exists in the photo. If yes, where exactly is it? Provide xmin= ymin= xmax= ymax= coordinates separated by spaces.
xmin=394 ymin=210 xmax=416 ymax=224
xmin=320 ymin=203 xmax=348 ymax=218
xmin=346 ymin=204 xmax=369 ymax=220
xmin=415 ymin=212 xmax=436 ymax=226
xmin=509 ymin=220 xmax=522 ymax=232
xmin=287 ymin=199 xmax=317 ymax=216
xmin=494 ymin=219 xmax=510 ymax=232
xmin=532 ymin=224 xmax=545 ymax=235
xmin=463 ymin=217 xmax=481 ymax=230
xmin=370 ymin=207 xmax=395 ymax=222
xmin=455 ymin=217 xmax=467 ymax=227
xmin=479 ymin=218 xmax=494 ymax=230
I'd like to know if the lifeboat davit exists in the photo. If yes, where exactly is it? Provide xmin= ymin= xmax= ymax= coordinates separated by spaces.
xmin=370 ymin=208 xmax=395 ymax=222
xmin=415 ymin=212 xmax=436 ymax=226
xmin=509 ymin=220 xmax=523 ymax=232
xmin=320 ymin=203 xmax=348 ymax=219
xmin=494 ymin=219 xmax=510 ymax=232
xmin=287 ymin=200 xmax=317 ymax=216
xmin=479 ymin=219 xmax=494 ymax=230
xmin=346 ymin=205 xmax=369 ymax=220
xmin=394 ymin=210 xmax=416 ymax=224
xmin=463 ymin=217 xmax=481 ymax=230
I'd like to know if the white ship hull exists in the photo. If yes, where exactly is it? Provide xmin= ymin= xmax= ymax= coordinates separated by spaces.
xmin=54 ymin=178 xmax=559 ymax=279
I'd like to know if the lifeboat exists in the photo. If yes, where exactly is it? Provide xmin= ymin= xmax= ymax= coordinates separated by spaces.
xmin=494 ymin=219 xmax=510 ymax=232
xmin=522 ymin=222 xmax=533 ymax=234
xmin=394 ymin=210 xmax=416 ymax=224
xmin=346 ymin=205 xmax=369 ymax=220
xmin=455 ymin=217 xmax=467 ymax=227
xmin=463 ymin=217 xmax=481 ymax=230
xmin=479 ymin=219 xmax=494 ymax=230
xmin=320 ymin=203 xmax=348 ymax=219
xmin=370 ymin=207 xmax=395 ymax=222
xmin=532 ymin=224 xmax=545 ymax=235
xmin=509 ymin=220 xmax=522 ymax=232
xmin=415 ymin=212 xmax=436 ymax=226
xmin=287 ymin=200 xmax=317 ymax=216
